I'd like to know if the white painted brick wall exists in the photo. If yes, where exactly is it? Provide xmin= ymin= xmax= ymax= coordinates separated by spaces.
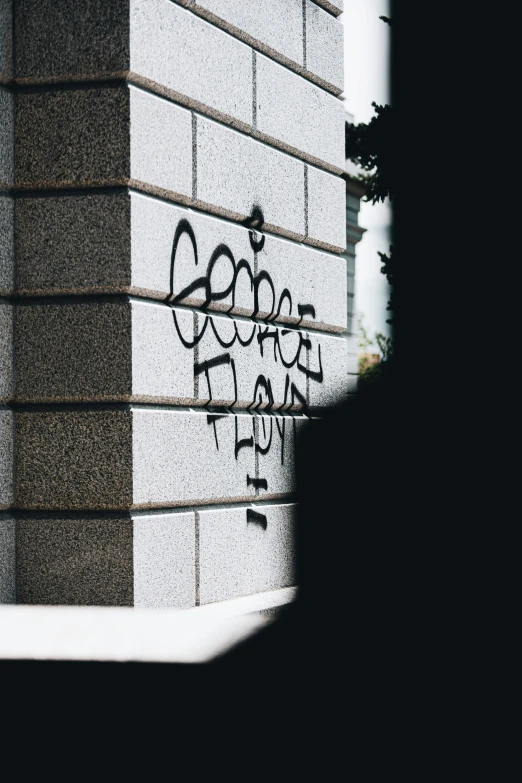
xmin=255 ymin=53 xmax=344 ymax=173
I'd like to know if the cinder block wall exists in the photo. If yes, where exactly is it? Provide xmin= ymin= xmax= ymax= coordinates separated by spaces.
xmin=0 ymin=0 xmax=359 ymax=608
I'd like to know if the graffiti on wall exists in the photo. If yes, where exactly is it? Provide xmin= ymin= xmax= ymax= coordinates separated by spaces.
xmin=164 ymin=208 xmax=327 ymax=501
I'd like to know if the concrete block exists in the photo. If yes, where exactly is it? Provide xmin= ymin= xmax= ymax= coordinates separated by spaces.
xmin=128 ymin=85 xmax=193 ymax=201
xmin=305 ymin=0 xmax=344 ymax=95
xmin=306 ymin=164 xmax=346 ymax=252
xmin=14 ymin=192 xmax=131 ymax=296
xmin=132 ymin=409 xmax=256 ymax=508
xmin=255 ymin=414 xmax=305 ymax=500
xmin=13 ymin=192 xmax=347 ymax=332
xmin=255 ymin=53 xmax=344 ymax=173
xmin=133 ymin=512 xmax=195 ymax=608
xmin=307 ymin=331 xmax=350 ymax=410
xmin=131 ymin=301 xmax=195 ymax=403
xmin=0 ymin=513 xmax=15 ymax=603
xmin=15 ymin=409 xmax=133 ymax=510
xmin=15 ymin=85 xmax=192 ymax=203
xmin=193 ymin=0 xmax=304 ymax=70
xmin=196 ymin=115 xmax=306 ymax=241
xmin=0 ymin=406 xmax=13 ymax=509
xmin=198 ymin=503 xmax=296 ymax=604
xmin=0 ymin=299 xmax=13 ymax=401
xmin=312 ymin=0 xmax=343 ymax=16
xmin=16 ymin=511 xmax=196 ymax=607
xmin=16 ymin=515 xmax=134 ymax=606
xmin=14 ymin=0 xmax=129 ymax=82
xmin=15 ymin=0 xmax=251 ymax=131
xmin=14 ymin=408 xmax=276 ymax=510
xmin=14 ymin=299 xmax=195 ymax=404
xmin=0 ymin=194 xmax=13 ymax=295
xmin=0 ymin=0 xmax=13 ymax=82
xmin=0 ymin=86 xmax=13 ymax=187
xmin=130 ymin=0 xmax=252 ymax=130
xmin=15 ymin=300 xmax=133 ymax=403
xmin=195 ymin=313 xmax=306 ymax=410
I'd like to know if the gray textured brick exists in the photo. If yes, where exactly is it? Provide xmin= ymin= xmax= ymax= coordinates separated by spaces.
xmin=15 ymin=85 xmax=192 ymax=203
xmin=16 ymin=516 xmax=134 ymax=606
xmin=14 ymin=410 xmax=133 ymax=510
xmin=305 ymin=0 xmax=344 ymax=95
xmin=0 ymin=194 xmax=13 ymax=295
xmin=0 ymin=86 xmax=13 ymax=187
xmin=255 ymin=53 xmax=344 ymax=173
xmin=0 ymin=0 xmax=13 ymax=82
xmin=196 ymin=116 xmax=306 ymax=241
xmin=0 ymin=407 xmax=13 ymax=509
xmin=199 ymin=503 xmax=296 ymax=604
xmin=0 ymin=514 xmax=15 ymax=603
xmin=14 ymin=192 xmax=131 ymax=296
xmin=193 ymin=0 xmax=304 ymax=70
xmin=0 ymin=300 xmax=13 ymax=402
xmin=14 ymin=0 xmax=129 ymax=81
xmin=133 ymin=512 xmax=195 ymax=608
xmin=306 ymin=164 xmax=346 ymax=252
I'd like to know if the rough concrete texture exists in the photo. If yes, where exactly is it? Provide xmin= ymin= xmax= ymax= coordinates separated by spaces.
xmin=0 ymin=299 xmax=13 ymax=401
xmin=305 ymin=0 xmax=344 ymax=95
xmin=0 ymin=513 xmax=15 ymax=603
xmin=14 ymin=0 xmax=129 ymax=81
xmin=131 ymin=302 xmax=194 ymax=403
xmin=196 ymin=116 xmax=306 ymax=241
xmin=0 ymin=407 xmax=13 ymax=509
xmin=15 ymin=85 xmax=192 ymax=202
xmin=15 ymin=410 xmax=133 ymax=510
xmin=312 ymin=0 xmax=343 ymax=17
xmin=255 ymin=53 xmax=344 ymax=173
xmin=128 ymin=85 xmax=192 ymax=201
xmin=0 ymin=194 xmax=13 ymax=294
xmin=130 ymin=0 xmax=252 ymax=131
xmin=15 ymin=85 xmax=130 ymax=188
xmin=307 ymin=331 xmax=350 ymax=410
xmin=198 ymin=503 xmax=296 ymax=604
xmin=195 ymin=313 xmax=306 ymax=410
xmin=14 ymin=192 xmax=131 ymax=296
xmin=306 ymin=164 xmax=346 ymax=252
xmin=0 ymin=86 xmax=13 ymax=187
xmin=0 ymin=0 xmax=12 ymax=82
xmin=15 ymin=300 xmax=132 ymax=403
xmin=132 ymin=409 xmax=256 ymax=508
xmin=133 ymin=512 xmax=195 ymax=608
xmin=16 ymin=516 xmax=134 ymax=605
xmin=193 ymin=0 xmax=304 ymax=70
xmin=256 ymin=414 xmax=304 ymax=500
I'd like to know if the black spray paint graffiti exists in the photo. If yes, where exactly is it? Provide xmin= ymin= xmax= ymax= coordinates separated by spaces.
xmin=164 ymin=208 xmax=326 ymax=498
